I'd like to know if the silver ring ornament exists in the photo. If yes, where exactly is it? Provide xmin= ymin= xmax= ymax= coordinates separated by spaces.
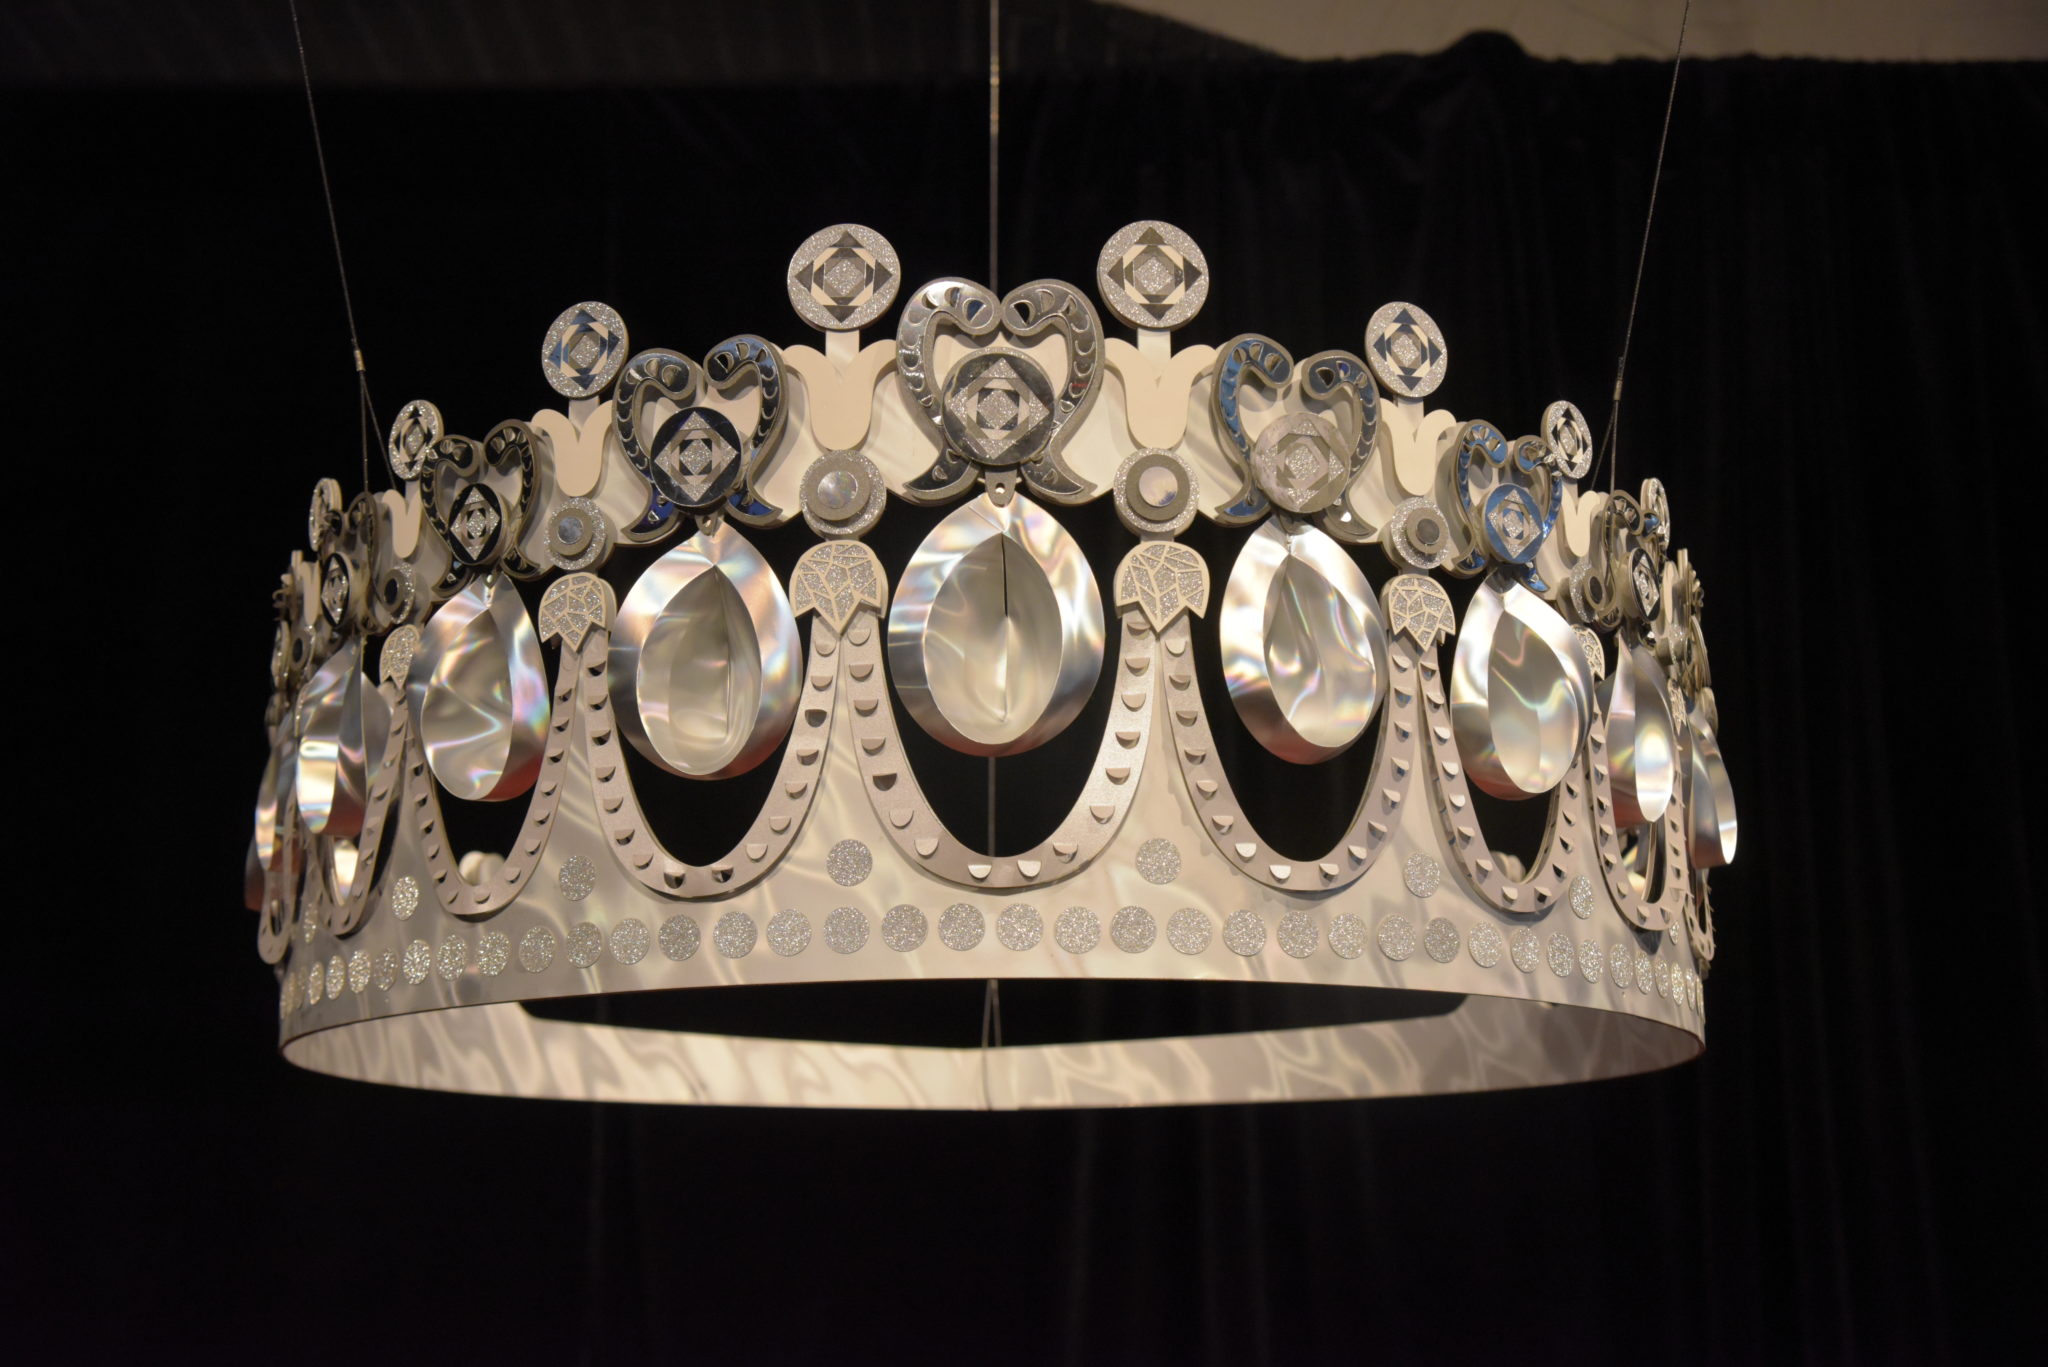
xmin=541 ymin=301 xmax=629 ymax=400
xmin=1112 ymin=449 xmax=1198 ymax=537
xmin=1451 ymin=571 xmax=1595 ymax=799
xmin=1095 ymin=220 xmax=1210 ymax=332
xmin=787 ymin=224 xmax=901 ymax=333
xmin=1541 ymin=400 xmax=1593 ymax=480
xmin=1364 ymin=301 xmax=1448 ymax=400
xmin=386 ymin=399 xmax=443 ymax=482
xmin=1385 ymin=495 xmax=1455 ymax=570
xmin=799 ymin=451 xmax=886 ymax=539
xmin=543 ymin=496 xmax=610 ymax=572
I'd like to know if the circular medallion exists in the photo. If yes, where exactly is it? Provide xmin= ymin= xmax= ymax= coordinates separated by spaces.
xmin=1250 ymin=412 xmax=1350 ymax=514
xmin=308 ymin=478 xmax=342 ymax=549
xmin=1364 ymin=301 xmax=1448 ymax=399
xmin=1113 ymin=451 xmax=1197 ymax=537
xmin=640 ymin=405 xmax=745 ymax=511
xmin=1639 ymin=477 xmax=1671 ymax=548
xmin=1480 ymin=483 xmax=1546 ymax=564
xmin=1542 ymin=400 xmax=1594 ymax=480
xmin=444 ymin=480 xmax=507 ymax=566
xmin=541 ymin=301 xmax=629 ymax=399
xmin=386 ymin=400 xmax=443 ymax=482
xmin=1386 ymin=496 xmax=1454 ymax=570
xmin=544 ymin=496 xmax=610 ymax=572
xmin=800 ymin=451 xmax=886 ymax=539
xmin=787 ymin=224 xmax=901 ymax=333
xmin=941 ymin=350 xmax=1059 ymax=467
xmin=374 ymin=564 xmax=416 ymax=628
xmin=1095 ymin=220 xmax=1210 ymax=332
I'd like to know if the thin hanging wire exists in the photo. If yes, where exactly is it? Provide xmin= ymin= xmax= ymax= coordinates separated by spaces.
xmin=288 ymin=0 xmax=381 ymax=494
xmin=980 ymin=0 xmax=1005 ymax=1097
xmin=1595 ymin=0 xmax=1692 ymax=495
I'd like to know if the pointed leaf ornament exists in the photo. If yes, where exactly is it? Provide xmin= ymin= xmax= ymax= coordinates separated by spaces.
xmin=1115 ymin=542 xmax=1209 ymax=632
xmin=790 ymin=542 xmax=885 ymax=634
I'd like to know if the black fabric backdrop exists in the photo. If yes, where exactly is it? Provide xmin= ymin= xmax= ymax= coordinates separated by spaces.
xmin=8 ymin=29 xmax=2046 ymax=1366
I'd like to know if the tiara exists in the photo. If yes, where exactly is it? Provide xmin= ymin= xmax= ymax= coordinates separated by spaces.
xmin=252 ymin=220 xmax=1736 ymax=1108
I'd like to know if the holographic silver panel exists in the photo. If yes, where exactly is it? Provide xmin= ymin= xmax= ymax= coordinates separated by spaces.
xmin=1451 ymin=573 xmax=1593 ymax=799
xmin=405 ymin=579 xmax=550 ymax=802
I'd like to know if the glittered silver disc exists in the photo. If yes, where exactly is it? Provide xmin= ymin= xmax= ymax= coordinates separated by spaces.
xmin=1364 ymin=301 xmax=1448 ymax=400
xmin=1542 ymin=400 xmax=1594 ymax=480
xmin=800 ymin=451 xmax=887 ymax=539
xmin=787 ymin=224 xmax=901 ymax=333
xmin=541 ymin=301 xmax=629 ymax=399
xmin=386 ymin=399 xmax=442 ymax=482
xmin=1096 ymin=220 xmax=1209 ymax=331
xmin=1113 ymin=450 xmax=1198 ymax=537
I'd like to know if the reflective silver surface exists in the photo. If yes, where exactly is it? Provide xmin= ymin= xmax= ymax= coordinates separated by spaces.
xmin=786 ymin=224 xmax=900 ymax=333
xmin=406 ymin=579 xmax=549 ymax=802
xmin=1686 ymin=701 xmax=1738 ymax=867
xmin=295 ymin=640 xmax=388 ymax=838
xmin=1601 ymin=641 xmax=1676 ymax=827
xmin=887 ymin=492 xmax=1104 ymax=756
xmin=1221 ymin=520 xmax=1387 ymax=763
xmin=1096 ymin=220 xmax=1209 ymax=332
xmin=610 ymin=519 xmax=800 ymax=779
xmin=1451 ymin=573 xmax=1593 ymax=798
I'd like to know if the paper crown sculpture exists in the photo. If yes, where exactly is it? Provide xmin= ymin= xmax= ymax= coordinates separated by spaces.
xmin=251 ymin=221 xmax=1736 ymax=1108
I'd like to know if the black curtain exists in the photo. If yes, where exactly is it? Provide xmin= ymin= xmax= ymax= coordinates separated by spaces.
xmin=10 ymin=30 xmax=2045 ymax=1366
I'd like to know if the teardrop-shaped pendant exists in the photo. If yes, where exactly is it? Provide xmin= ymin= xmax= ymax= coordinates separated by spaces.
xmin=611 ymin=519 xmax=800 ymax=779
xmin=1220 ymin=519 xmax=1387 ymax=763
xmin=1686 ymin=702 xmax=1737 ymax=867
xmin=407 ymin=578 xmax=549 ymax=801
xmin=1451 ymin=572 xmax=1593 ymax=798
xmin=1601 ymin=641 xmax=1676 ymax=826
xmin=295 ymin=640 xmax=391 ymax=837
xmin=888 ymin=491 xmax=1105 ymax=757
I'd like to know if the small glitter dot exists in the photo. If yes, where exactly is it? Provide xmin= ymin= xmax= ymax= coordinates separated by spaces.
xmin=939 ymin=904 xmax=984 ymax=950
xmin=1277 ymin=911 xmax=1319 ymax=959
xmin=326 ymin=954 xmax=346 ymax=999
xmin=477 ymin=930 xmax=509 ymax=976
xmin=437 ymin=937 xmax=468 ymax=981
xmin=1546 ymin=932 xmax=1574 ymax=978
xmin=519 ymin=927 xmax=557 ymax=973
xmin=1653 ymin=959 xmax=1671 ymax=998
xmin=389 ymin=875 xmax=419 ymax=921
xmin=373 ymin=950 xmax=398 ymax=990
xmin=1468 ymin=921 xmax=1504 ymax=968
xmin=279 ymin=973 xmax=297 ymax=1018
xmin=1404 ymin=852 xmax=1443 ymax=898
xmin=1635 ymin=954 xmax=1654 ymax=994
xmin=1223 ymin=910 xmax=1266 ymax=956
xmin=1579 ymin=940 xmax=1603 ymax=983
xmin=1569 ymin=875 xmax=1596 ymax=919
xmin=402 ymin=940 xmax=431 ymax=984
xmin=882 ymin=905 xmax=927 ymax=951
xmin=1167 ymin=908 xmax=1212 ymax=955
xmin=1329 ymin=913 xmax=1368 ymax=959
xmin=347 ymin=949 xmax=371 ymax=994
xmin=1688 ymin=971 xmax=1700 ymax=1010
xmin=1610 ymin=944 xmax=1632 ymax=990
xmin=1378 ymin=915 xmax=1417 ymax=961
xmin=299 ymin=909 xmax=319 ymax=944
xmin=714 ymin=912 xmax=757 ymax=959
xmin=766 ymin=909 xmax=811 ymax=956
xmin=611 ymin=918 xmax=650 ymax=965
xmin=997 ymin=903 xmax=1043 ymax=951
xmin=1055 ymin=907 xmax=1101 ymax=954
xmin=826 ymin=840 xmax=873 ymax=887
xmin=1423 ymin=917 xmax=1460 ymax=964
xmin=1111 ymin=907 xmax=1155 ymax=953
xmin=567 ymin=923 xmax=604 ymax=968
xmin=1509 ymin=928 xmax=1541 ymax=973
xmin=824 ymin=907 xmax=869 ymax=954
xmin=1135 ymin=839 xmax=1181 ymax=885
xmin=305 ymin=961 xmax=325 ymax=1002
xmin=659 ymin=914 xmax=701 ymax=960
xmin=558 ymin=855 xmax=597 ymax=902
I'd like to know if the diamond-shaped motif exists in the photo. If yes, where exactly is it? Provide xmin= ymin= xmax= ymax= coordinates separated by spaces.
xmin=1097 ymin=221 xmax=1209 ymax=330
xmin=657 ymin=412 xmax=739 ymax=503
xmin=1364 ymin=300 xmax=1448 ymax=399
xmin=1250 ymin=413 xmax=1349 ymax=514
xmin=942 ymin=354 xmax=1054 ymax=465
xmin=787 ymin=225 xmax=901 ymax=331
xmin=454 ymin=486 xmax=501 ymax=560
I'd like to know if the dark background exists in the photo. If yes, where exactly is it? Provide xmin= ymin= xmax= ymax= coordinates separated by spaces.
xmin=7 ymin=3 xmax=2046 ymax=1362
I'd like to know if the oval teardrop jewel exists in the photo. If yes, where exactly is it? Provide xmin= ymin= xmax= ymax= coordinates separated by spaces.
xmin=1220 ymin=519 xmax=1388 ymax=763
xmin=888 ymin=491 xmax=1105 ymax=757
xmin=1451 ymin=573 xmax=1594 ymax=798
xmin=295 ymin=640 xmax=391 ymax=838
xmin=1601 ymin=641 xmax=1676 ymax=827
xmin=611 ymin=520 xmax=800 ymax=779
xmin=1686 ymin=702 xmax=1738 ymax=867
xmin=407 ymin=579 xmax=549 ymax=801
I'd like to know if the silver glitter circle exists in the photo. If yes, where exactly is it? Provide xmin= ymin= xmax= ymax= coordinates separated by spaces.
xmin=787 ymin=224 xmax=902 ymax=333
xmin=766 ymin=909 xmax=812 ymax=957
xmin=1468 ymin=921 xmax=1504 ymax=968
xmin=714 ymin=911 xmax=758 ymax=959
xmin=519 ymin=927 xmax=557 ymax=973
xmin=1096 ymin=220 xmax=1210 ymax=331
xmin=826 ymin=840 xmax=873 ymax=887
xmin=541 ymin=300 xmax=628 ymax=398
xmin=939 ymin=904 xmax=984 ymax=951
xmin=1569 ymin=875 xmax=1596 ymax=919
xmin=1277 ymin=911 xmax=1319 ymax=959
xmin=1423 ymin=917 xmax=1460 ymax=964
xmin=373 ymin=950 xmax=398 ymax=990
xmin=477 ymin=930 xmax=509 ymax=977
xmin=299 ymin=906 xmax=319 ymax=944
xmin=1610 ymin=944 xmax=1633 ymax=990
xmin=1111 ymin=906 xmax=1156 ymax=953
xmin=567 ymin=923 xmax=604 ymax=968
xmin=386 ymin=399 xmax=443 ymax=482
xmin=1135 ymin=838 xmax=1182 ymax=886
xmin=1112 ymin=452 xmax=1199 ymax=538
xmin=799 ymin=451 xmax=887 ymax=540
xmin=882 ymin=905 xmax=928 ymax=952
xmin=1223 ymin=910 xmax=1266 ymax=957
xmin=997 ymin=903 xmax=1044 ymax=952
xmin=402 ymin=940 xmax=431 ymax=985
xmin=436 ymin=937 xmax=468 ymax=982
xmin=1635 ymin=954 xmax=1654 ymax=995
xmin=1542 ymin=400 xmax=1595 ymax=480
xmin=1688 ymin=971 xmax=1700 ymax=1010
xmin=1404 ymin=852 xmax=1443 ymax=898
xmin=1329 ymin=913 xmax=1368 ymax=959
xmin=1055 ymin=906 xmax=1101 ymax=954
xmin=1509 ymin=928 xmax=1542 ymax=973
xmin=824 ymin=907 xmax=869 ymax=955
xmin=659 ymin=914 xmax=701 ymax=961
xmin=1655 ymin=959 xmax=1672 ymax=998
xmin=1546 ymin=932 xmax=1574 ymax=978
xmin=1579 ymin=940 xmax=1604 ymax=983
xmin=347 ymin=949 xmax=371 ymax=994
xmin=1364 ymin=300 xmax=1449 ymax=399
xmin=610 ymin=918 xmax=650 ymax=965
xmin=1166 ymin=908 xmax=1212 ymax=955
xmin=326 ymin=954 xmax=346 ymax=999
xmin=545 ymin=496 xmax=610 ymax=572
xmin=1378 ymin=915 xmax=1417 ymax=961
xmin=305 ymin=961 xmax=325 ymax=1003
xmin=279 ymin=973 xmax=298 ymax=1018
xmin=558 ymin=855 xmax=598 ymax=902
xmin=388 ymin=875 xmax=419 ymax=921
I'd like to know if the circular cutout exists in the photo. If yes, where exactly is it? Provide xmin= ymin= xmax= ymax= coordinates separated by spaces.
xmin=1364 ymin=301 xmax=1448 ymax=399
xmin=787 ymin=224 xmax=901 ymax=333
xmin=541 ymin=301 xmax=629 ymax=399
xmin=1112 ymin=450 xmax=1197 ymax=536
xmin=1096 ymin=220 xmax=1210 ymax=331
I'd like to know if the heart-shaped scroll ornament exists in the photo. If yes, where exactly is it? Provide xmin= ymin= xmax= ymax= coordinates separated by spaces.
xmin=420 ymin=421 xmax=542 ymax=571
xmin=1211 ymin=337 xmax=1379 ymax=530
